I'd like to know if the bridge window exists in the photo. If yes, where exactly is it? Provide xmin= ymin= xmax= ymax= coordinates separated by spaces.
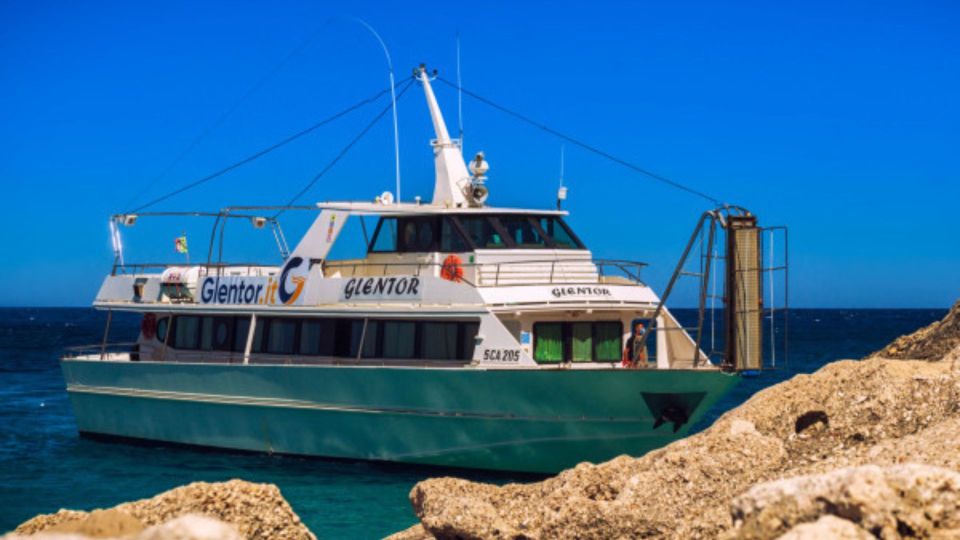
xmin=536 ymin=216 xmax=583 ymax=249
xmin=457 ymin=216 xmax=507 ymax=249
xmin=370 ymin=217 xmax=398 ymax=252
xmin=441 ymin=217 xmax=469 ymax=252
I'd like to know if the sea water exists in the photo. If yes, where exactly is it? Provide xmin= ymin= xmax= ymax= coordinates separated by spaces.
xmin=0 ymin=307 xmax=946 ymax=538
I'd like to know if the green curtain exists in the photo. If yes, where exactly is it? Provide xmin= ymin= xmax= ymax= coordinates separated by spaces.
xmin=594 ymin=322 xmax=622 ymax=362
xmin=571 ymin=323 xmax=592 ymax=362
xmin=535 ymin=323 xmax=564 ymax=362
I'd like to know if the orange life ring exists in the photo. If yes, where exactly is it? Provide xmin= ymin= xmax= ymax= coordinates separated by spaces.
xmin=440 ymin=254 xmax=464 ymax=282
xmin=141 ymin=313 xmax=157 ymax=340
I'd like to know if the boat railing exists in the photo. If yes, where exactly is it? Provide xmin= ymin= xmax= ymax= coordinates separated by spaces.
xmin=111 ymin=262 xmax=278 ymax=277
xmin=64 ymin=342 xmax=140 ymax=361
xmin=323 ymin=258 xmax=648 ymax=287
xmin=63 ymin=344 xmax=468 ymax=368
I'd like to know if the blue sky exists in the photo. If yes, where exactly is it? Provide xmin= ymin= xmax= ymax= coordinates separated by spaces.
xmin=1 ymin=0 xmax=957 ymax=307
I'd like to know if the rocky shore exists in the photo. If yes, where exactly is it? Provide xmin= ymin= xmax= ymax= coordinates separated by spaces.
xmin=8 ymin=303 xmax=959 ymax=539
xmin=6 ymin=480 xmax=315 ymax=540
xmin=392 ymin=301 xmax=960 ymax=539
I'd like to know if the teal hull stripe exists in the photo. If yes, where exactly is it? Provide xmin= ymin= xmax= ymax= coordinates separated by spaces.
xmin=67 ymin=384 xmax=654 ymax=423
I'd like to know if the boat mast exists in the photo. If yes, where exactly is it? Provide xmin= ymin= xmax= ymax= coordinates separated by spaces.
xmin=417 ymin=66 xmax=470 ymax=207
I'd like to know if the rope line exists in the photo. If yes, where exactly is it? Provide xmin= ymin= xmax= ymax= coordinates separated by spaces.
xmin=123 ymin=25 xmax=333 ymax=211
xmin=275 ymin=77 xmax=415 ymax=216
xmin=128 ymin=85 xmax=393 ymax=213
xmin=436 ymin=77 xmax=724 ymax=205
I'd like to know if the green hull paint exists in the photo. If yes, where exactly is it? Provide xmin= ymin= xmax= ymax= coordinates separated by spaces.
xmin=61 ymin=360 xmax=739 ymax=473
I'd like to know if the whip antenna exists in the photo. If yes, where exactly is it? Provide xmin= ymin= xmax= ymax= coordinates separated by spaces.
xmin=456 ymin=33 xmax=464 ymax=148
xmin=352 ymin=18 xmax=402 ymax=203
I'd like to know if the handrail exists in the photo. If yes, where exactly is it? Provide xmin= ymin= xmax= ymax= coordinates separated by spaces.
xmin=110 ymin=258 xmax=649 ymax=287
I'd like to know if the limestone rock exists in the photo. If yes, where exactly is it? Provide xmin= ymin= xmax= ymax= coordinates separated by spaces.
xmin=774 ymin=515 xmax=872 ymax=540
xmin=727 ymin=464 xmax=960 ymax=539
xmin=869 ymin=300 xmax=960 ymax=361
xmin=13 ymin=480 xmax=314 ymax=540
xmin=137 ymin=514 xmax=242 ymax=540
xmin=394 ymin=355 xmax=960 ymax=539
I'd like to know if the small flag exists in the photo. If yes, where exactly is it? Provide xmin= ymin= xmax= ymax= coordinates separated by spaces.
xmin=175 ymin=235 xmax=188 ymax=254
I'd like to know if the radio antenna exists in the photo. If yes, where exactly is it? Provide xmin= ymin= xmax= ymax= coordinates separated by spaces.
xmin=352 ymin=18 xmax=402 ymax=203
xmin=456 ymin=33 xmax=464 ymax=148
xmin=557 ymin=144 xmax=568 ymax=210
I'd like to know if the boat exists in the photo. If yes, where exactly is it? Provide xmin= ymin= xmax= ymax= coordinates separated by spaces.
xmin=61 ymin=66 xmax=778 ymax=474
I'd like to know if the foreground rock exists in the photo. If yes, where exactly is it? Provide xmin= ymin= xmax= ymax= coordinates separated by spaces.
xmin=727 ymin=464 xmax=960 ymax=539
xmin=10 ymin=480 xmax=314 ymax=540
xmin=391 ymin=304 xmax=960 ymax=539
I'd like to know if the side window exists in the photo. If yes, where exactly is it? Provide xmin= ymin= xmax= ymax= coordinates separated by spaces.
xmin=534 ymin=322 xmax=564 ymax=362
xmin=440 ymin=218 xmax=469 ymax=252
xmin=370 ymin=218 xmax=398 ymax=252
xmin=534 ymin=321 xmax=621 ymax=362
xmin=300 ymin=319 xmax=336 ymax=356
xmin=571 ymin=322 xmax=593 ymax=362
xmin=266 ymin=318 xmax=298 ymax=355
xmin=360 ymin=320 xmax=379 ymax=358
xmin=422 ymin=321 xmax=458 ymax=359
xmin=173 ymin=316 xmax=200 ymax=350
xmin=233 ymin=316 xmax=251 ymax=352
xmin=593 ymin=322 xmax=622 ymax=362
xmin=156 ymin=317 xmax=169 ymax=343
xmin=460 ymin=321 xmax=480 ymax=361
xmin=382 ymin=321 xmax=416 ymax=359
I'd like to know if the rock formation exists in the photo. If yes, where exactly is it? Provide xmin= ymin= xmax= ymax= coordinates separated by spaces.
xmin=870 ymin=300 xmax=960 ymax=361
xmin=9 ymin=480 xmax=314 ymax=540
xmin=391 ymin=303 xmax=960 ymax=539
xmin=726 ymin=464 xmax=960 ymax=539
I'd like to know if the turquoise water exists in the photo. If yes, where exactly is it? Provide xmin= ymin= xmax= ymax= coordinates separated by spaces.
xmin=0 ymin=307 xmax=946 ymax=538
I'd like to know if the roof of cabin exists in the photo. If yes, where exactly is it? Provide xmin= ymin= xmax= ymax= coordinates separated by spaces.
xmin=315 ymin=201 xmax=569 ymax=216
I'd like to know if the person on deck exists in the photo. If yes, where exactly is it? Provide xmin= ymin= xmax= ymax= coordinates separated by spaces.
xmin=622 ymin=322 xmax=648 ymax=368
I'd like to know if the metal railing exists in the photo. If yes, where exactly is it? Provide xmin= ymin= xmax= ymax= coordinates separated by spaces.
xmin=111 ymin=262 xmax=277 ymax=277
xmin=322 ymin=258 xmax=647 ymax=287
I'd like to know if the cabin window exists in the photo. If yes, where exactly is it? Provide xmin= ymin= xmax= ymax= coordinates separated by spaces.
xmin=571 ymin=322 xmax=593 ymax=362
xmin=173 ymin=316 xmax=200 ymax=349
xmin=199 ymin=316 xmax=233 ymax=351
xmin=370 ymin=217 xmax=398 ymax=252
xmin=499 ymin=216 xmax=547 ymax=248
xmin=421 ymin=321 xmax=458 ymax=359
xmin=534 ymin=321 xmax=622 ymax=363
xmin=233 ymin=317 xmax=251 ymax=352
xmin=361 ymin=320 xmax=379 ymax=358
xmin=534 ymin=323 xmax=564 ymax=362
xmin=536 ymin=216 xmax=583 ymax=249
xmin=156 ymin=317 xmax=169 ymax=343
xmin=593 ymin=322 xmax=622 ymax=361
xmin=382 ymin=321 xmax=417 ymax=359
xmin=440 ymin=217 xmax=469 ymax=252
xmin=457 ymin=216 xmax=507 ymax=249
xmin=460 ymin=322 xmax=480 ymax=360
xmin=299 ymin=319 xmax=335 ymax=356
xmin=399 ymin=217 xmax=437 ymax=252
xmin=173 ymin=316 xmax=479 ymax=361
xmin=266 ymin=318 xmax=298 ymax=355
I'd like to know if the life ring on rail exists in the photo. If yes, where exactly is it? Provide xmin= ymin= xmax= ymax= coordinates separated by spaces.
xmin=141 ymin=313 xmax=157 ymax=340
xmin=440 ymin=255 xmax=464 ymax=283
